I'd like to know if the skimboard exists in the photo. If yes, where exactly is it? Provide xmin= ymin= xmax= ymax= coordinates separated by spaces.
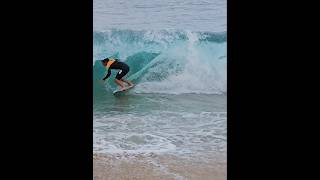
xmin=113 ymin=85 xmax=135 ymax=95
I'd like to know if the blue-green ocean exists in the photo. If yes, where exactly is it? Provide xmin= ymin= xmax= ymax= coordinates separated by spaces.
xmin=93 ymin=0 xmax=226 ymax=160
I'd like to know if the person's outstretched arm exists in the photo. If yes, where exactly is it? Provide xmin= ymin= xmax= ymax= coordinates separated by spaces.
xmin=102 ymin=68 xmax=111 ymax=80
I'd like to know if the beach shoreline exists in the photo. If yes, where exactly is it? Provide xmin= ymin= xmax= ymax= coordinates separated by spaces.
xmin=93 ymin=153 xmax=226 ymax=180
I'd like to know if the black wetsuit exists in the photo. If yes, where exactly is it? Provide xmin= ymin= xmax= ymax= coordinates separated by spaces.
xmin=102 ymin=59 xmax=130 ymax=80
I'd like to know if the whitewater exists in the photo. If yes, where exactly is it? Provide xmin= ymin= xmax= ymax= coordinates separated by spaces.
xmin=94 ymin=29 xmax=226 ymax=95
xmin=93 ymin=0 xmax=227 ymax=166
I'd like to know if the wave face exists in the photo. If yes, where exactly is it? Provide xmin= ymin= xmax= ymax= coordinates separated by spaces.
xmin=93 ymin=29 xmax=226 ymax=95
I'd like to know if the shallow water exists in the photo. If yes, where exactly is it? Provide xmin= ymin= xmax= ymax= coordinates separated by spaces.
xmin=94 ymin=93 xmax=226 ymax=160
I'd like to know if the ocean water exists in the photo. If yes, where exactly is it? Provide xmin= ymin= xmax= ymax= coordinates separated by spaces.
xmin=93 ymin=0 xmax=226 ymax=32
xmin=93 ymin=0 xmax=227 ymax=161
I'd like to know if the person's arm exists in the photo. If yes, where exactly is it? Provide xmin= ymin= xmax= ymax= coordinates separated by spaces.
xmin=102 ymin=68 xmax=111 ymax=80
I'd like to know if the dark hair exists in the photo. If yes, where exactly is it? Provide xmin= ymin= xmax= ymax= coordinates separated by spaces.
xmin=101 ymin=58 xmax=109 ymax=64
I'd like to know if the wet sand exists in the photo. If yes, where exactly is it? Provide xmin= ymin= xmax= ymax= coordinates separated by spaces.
xmin=93 ymin=153 xmax=226 ymax=180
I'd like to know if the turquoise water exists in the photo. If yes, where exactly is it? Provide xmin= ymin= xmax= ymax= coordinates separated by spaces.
xmin=93 ymin=0 xmax=227 ymax=159
xmin=94 ymin=93 xmax=226 ymax=158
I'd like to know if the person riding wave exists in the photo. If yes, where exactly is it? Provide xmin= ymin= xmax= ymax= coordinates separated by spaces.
xmin=101 ymin=58 xmax=134 ymax=91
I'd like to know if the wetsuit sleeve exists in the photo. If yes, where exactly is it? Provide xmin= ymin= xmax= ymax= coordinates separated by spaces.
xmin=102 ymin=68 xmax=111 ymax=80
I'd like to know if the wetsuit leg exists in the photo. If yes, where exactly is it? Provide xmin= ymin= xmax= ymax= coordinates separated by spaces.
xmin=115 ymin=63 xmax=129 ymax=80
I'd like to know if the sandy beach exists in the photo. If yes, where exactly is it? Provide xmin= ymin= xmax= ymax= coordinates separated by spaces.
xmin=93 ymin=153 xmax=226 ymax=180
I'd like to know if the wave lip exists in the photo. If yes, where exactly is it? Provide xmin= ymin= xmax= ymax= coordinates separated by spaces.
xmin=93 ymin=29 xmax=226 ymax=95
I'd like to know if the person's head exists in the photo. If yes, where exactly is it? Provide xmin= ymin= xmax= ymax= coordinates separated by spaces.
xmin=101 ymin=58 xmax=109 ymax=66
